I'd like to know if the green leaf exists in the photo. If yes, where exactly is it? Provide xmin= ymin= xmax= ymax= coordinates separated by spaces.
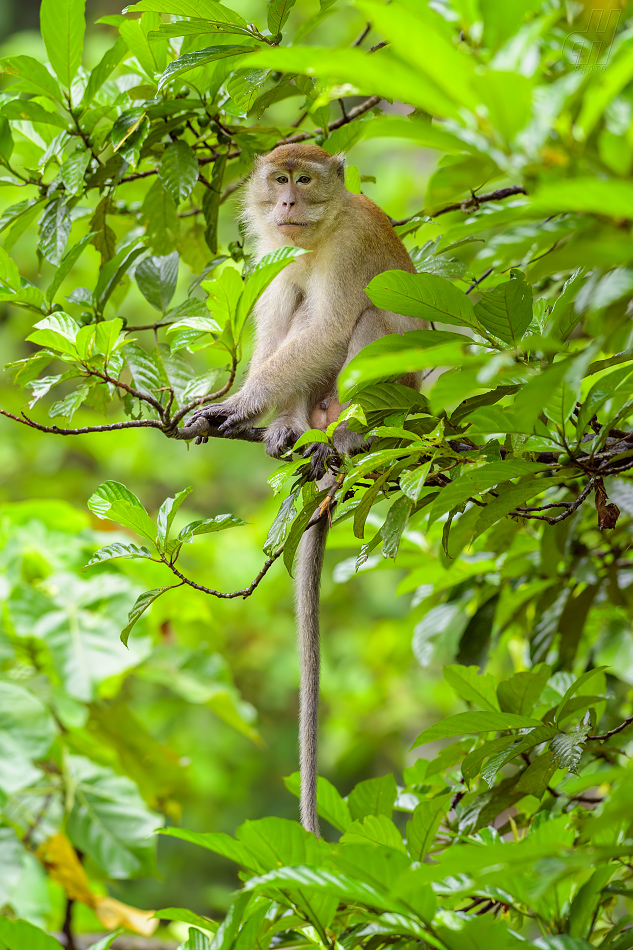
xmin=407 ymin=794 xmax=451 ymax=860
xmin=39 ymin=197 xmax=72 ymax=266
xmin=40 ymin=0 xmax=86 ymax=89
xmin=568 ymin=866 xmax=614 ymax=940
xmin=0 ymin=682 xmax=57 ymax=759
xmin=160 ymin=826 xmax=260 ymax=872
xmin=88 ymin=480 xmax=157 ymax=544
xmin=27 ymin=312 xmax=80 ymax=357
xmin=0 ymin=55 xmax=64 ymax=101
xmin=284 ymin=772 xmax=352 ymax=832
xmin=158 ymin=45 xmax=258 ymax=91
xmin=125 ymin=0 xmax=248 ymax=25
xmin=1 ymin=98 xmax=67 ymax=128
xmin=202 ymin=150 xmax=227 ymax=253
xmin=515 ymin=750 xmax=557 ymax=797
xmin=267 ymin=0 xmax=297 ymax=37
xmin=444 ymin=664 xmax=500 ymax=711
xmin=85 ymin=933 xmax=124 ymax=950
xmin=0 ymin=246 xmax=20 ymax=293
xmin=46 ymin=232 xmax=96 ymax=305
xmin=177 ymin=514 xmax=246 ymax=544
xmin=412 ymin=710 xmax=542 ymax=748
xmin=348 ymin=774 xmax=397 ymax=821
xmin=121 ymin=587 xmax=172 ymax=646
xmin=156 ymin=486 xmax=193 ymax=548
xmin=429 ymin=460 xmax=550 ymax=522
xmin=60 ymin=147 xmax=91 ymax=195
xmin=135 ymin=252 xmax=179 ymax=313
xmin=236 ymin=246 xmax=309 ymax=336
xmin=0 ymin=114 xmax=13 ymax=163
xmin=159 ymin=141 xmax=199 ymax=204
xmin=550 ymin=725 xmax=589 ymax=774
xmin=66 ymin=757 xmax=161 ymax=877
xmin=82 ymin=37 xmax=128 ymax=107
xmin=531 ymin=178 xmax=633 ymax=220
xmin=93 ymin=243 xmax=145 ymax=315
xmin=381 ymin=493 xmax=412 ymax=559
xmin=473 ymin=271 xmax=533 ymax=345
xmin=0 ymin=918 xmax=63 ymax=950
xmin=554 ymin=667 xmax=607 ymax=724
xmin=153 ymin=909 xmax=216 ymax=933
xmin=142 ymin=180 xmax=180 ymax=254
xmin=84 ymin=542 xmax=154 ymax=568
xmin=497 ymin=665 xmax=551 ymax=716
xmin=365 ymin=269 xmax=478 ymax=330
xmin=264 ymin=491 xmax=298 ymax=556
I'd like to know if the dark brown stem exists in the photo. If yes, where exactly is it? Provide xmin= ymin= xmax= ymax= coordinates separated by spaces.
xmin=162 ymin=500 xmax=335 ymax=600
xmin=587 ymin=714 xmax=633 ymax=741
xmin=390 ymin=186 xmax=528 ymax=227
xmin=465 ymin=267 xmax=494 ymax=295
xmin=62 ymin=899 xmax=76 ymax=950
xmin=0 ymin=409 xmax=164 ymax=436
xmin=509 ymin=480 xmax=595 ymax=525
xmin=354 ymin=22 xmax=371 ymax=46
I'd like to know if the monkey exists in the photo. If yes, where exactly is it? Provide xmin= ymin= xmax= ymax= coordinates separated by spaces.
xmin=191 ymin=143 xmax=429 ymax=835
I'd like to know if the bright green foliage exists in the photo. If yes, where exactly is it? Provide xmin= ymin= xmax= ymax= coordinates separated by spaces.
xmin=1 ymin=0 xmax=633 ymax=945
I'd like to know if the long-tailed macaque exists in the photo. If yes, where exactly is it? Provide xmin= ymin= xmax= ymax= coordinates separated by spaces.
xmin=192 ymin=144 xmax=428 ymax=835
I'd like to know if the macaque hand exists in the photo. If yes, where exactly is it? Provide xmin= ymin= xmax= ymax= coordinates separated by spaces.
xmin=189 ymin=399 xmax=254 ymax=444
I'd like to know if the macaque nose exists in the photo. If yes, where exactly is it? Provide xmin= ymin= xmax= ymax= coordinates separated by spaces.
xmin=283 ymin=197 xmax=295 ymax=207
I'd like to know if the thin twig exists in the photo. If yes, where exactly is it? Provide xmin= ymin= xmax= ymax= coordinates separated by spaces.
xmin=509 ymin=480 xmax=595 ymax=525
xmin=161 ymin=491 xmax=338 ymax=600
xmin=0 ymin=409 xmax=164 ymax=435
xmin=354 ymin=22 xmax=371 ymax=46
xmin=587 ymin=714 xmax=633 ymax=741
xmin=390 ymin=185 xmax=528 ymax=228
xmin=465 ymin=267 xmax=494 ymax=295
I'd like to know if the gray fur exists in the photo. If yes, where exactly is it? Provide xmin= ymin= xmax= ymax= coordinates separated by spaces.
xmin=295 ymin=501 xmax=330 ymax=836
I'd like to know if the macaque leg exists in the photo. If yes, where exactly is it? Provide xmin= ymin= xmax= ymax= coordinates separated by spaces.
xmin=265 ymin=401 xmax=312 ymax=458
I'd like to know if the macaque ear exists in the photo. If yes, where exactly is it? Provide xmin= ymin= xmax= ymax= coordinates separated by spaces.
xmin=334 ymin=153 xmax=345 ymax=180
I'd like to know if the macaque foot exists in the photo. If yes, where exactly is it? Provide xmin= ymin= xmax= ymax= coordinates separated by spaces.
xmin=265 ymin=424 xmax=299 ymax=458
xmin=303 ymin=441 xmax=337 ymax=480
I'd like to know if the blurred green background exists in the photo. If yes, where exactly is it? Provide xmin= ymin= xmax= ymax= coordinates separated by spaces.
xmin=0 ymin=0 xmax=446 ymax=924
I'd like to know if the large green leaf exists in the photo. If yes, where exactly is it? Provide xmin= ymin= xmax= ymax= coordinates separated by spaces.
xmin=412 ymin=710 xmax=542 ymax=747
xmin=88 ymin=480 xmax=157 ymax=544
xmin=40 ymin=0 xmax=86 ymax=89
xmin=158 ymin=45 xmax=259 ymax=90
xmin=135 ymin=252 xmax=179 ymax=312
xmin=0 ymin=918 xmax=63 ymax=950
xmin=158 ymin=141 xmax=199 ymax=204
xmin=365 ymin=270 xmax=478 ymax=329
xmin=0 ymin=55 xmax=64 ymax=101
xmin=66 ymin=756 xmax=161 ymax=878
xmin=473 ymin=271 xmax=533 ymax=345
xmin=429 ymin=460 xmax=550 ymax=521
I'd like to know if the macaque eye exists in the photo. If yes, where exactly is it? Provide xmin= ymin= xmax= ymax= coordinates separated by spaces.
xmin=276 ymin=175 xmax=289 ymax=183
xmin=297 ymin=175 xmax=311 ymax=184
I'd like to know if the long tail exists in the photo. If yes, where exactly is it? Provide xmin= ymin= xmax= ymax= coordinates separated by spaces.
xmin=295 ymin=513 xmax=329 ymax=836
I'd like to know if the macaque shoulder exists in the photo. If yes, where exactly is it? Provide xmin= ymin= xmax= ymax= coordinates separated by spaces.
xmin=337 ymin=193 xmax=416 ymax=277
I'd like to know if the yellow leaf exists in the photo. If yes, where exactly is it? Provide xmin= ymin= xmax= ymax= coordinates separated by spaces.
xmin=95 ymin=896 xmax=159 ymax=937
xmin=37 ymin=833 xmax=158 ymax=937
xmin=37 ymin=834 xmax=95 ymax=906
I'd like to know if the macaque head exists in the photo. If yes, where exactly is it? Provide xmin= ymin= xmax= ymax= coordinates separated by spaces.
xmin=244 ymin=144 xmax=347 ymax=247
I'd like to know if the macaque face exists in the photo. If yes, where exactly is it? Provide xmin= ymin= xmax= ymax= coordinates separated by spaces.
xmin=253 ymin=144 xmax=346 ymax=245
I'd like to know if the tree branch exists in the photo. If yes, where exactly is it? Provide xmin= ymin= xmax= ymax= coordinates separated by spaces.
xmin=390 ymin=185 xmax=528 ymax=227
xmin=587 ymin=714 xmax=633 ymax=741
